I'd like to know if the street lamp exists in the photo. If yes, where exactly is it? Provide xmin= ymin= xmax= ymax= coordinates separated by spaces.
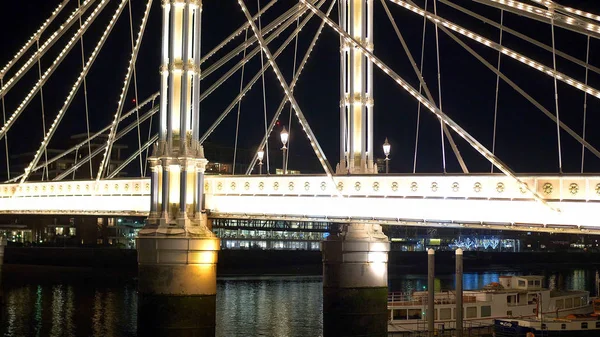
xmin=383 ymin=137 xmax=391 ymax=174
xmin=280 ymin=126 xmax=289 ymax=174
xmin=257 ymin=148 xmax=265 ymax=175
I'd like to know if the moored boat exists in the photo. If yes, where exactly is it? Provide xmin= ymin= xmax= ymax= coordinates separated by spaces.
xmin=494 ymin=315 xmax=600 ymax=336
xmin=388 ymin=275 xmax=593 ymax=333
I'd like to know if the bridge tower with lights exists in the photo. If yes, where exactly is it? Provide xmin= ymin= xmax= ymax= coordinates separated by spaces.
xmin=323 ymin=0 xmax=390 ymax=335
xmin=136 ymin=0 xmax=218 ymax=328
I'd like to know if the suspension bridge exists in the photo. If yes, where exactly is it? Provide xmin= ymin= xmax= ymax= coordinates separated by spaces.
xmin=0 ymin=0 xmax=599 ymax=235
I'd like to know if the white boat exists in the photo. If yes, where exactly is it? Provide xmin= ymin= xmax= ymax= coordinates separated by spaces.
xmin=388 ymin=275 xmax=593 ymax=334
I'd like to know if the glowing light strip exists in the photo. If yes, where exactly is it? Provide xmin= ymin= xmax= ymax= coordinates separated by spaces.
xmin=0 ymin=0 xmax=96 ymax=97
xmin=200 ymin=0 xmax=324 ymax=103
xmin=8 ymin=93 xmax=159 ymax=183
xmin=96 ymin=0 xmax=153 ymax=181
xmin=238 ymin=0 xmax=334 ymax=177
xmin=390 ymin=0 xmax=600 ymax=100
xmin=200 ymin=0 xmax=278 ymax=65
xmin=299 ymin=0 xmax=554 ymax=210
xmin=0 ymin=0 xmax=70 ymax=78
xmin=19 ymin=0 xmax=130 ymax=184
xmin=201 ymin=1 xmax=309 ymax=79
xmin=439 ymin=0 xmax=600 ymax=76
xmin=54 ymin=105 xmax=159 ymax=181
xmin=0 ymin=0 xmax=109 ymax=141
xmin=246 ymin=0 xmax=335 ymax=174
xmin=473 ymin=0 xmax=600 ymax=38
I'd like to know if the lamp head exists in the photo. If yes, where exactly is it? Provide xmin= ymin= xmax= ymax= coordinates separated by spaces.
xmin=383 ymin=137 xmax=391 ymax=157
xmin=280 ymin=126 xmax=289 ymax=147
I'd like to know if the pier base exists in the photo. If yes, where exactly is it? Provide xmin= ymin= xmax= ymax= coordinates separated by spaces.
xmin=137 ymin=234 xmax=219 ymax=336
xmin=322 ymin=223 xmax=390 ymax=337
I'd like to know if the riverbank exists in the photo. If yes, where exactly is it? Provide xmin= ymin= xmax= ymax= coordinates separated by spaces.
xmin=4 ymin=247 xmax=600 ymax=275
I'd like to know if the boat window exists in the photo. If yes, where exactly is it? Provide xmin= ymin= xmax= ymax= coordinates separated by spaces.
xmin=408 ymin=309 xmax=422 ymax=320
xmin=555 ymin=299 xmax=564 ymax=309
xmin=581 ymin=322 xmax=588 ymax=329
xmin=481 ymin=306 xmax=491 ymax=318
xmin=506 ymin=311 xmax=512 ymax=317
xmin=535 ymin=280 xmax=540 ymax=286
xmin=565 ymin=298 xmax=573 ymax=309
xmin=528 ymin=280 xmax=534 ymax=286
xmin=393 ymin=309 xmax=408 ymax=320
xmin=541 ymin=324 xmax=547 ymax=330
xmin=440 ymin=308 xmax=451 ymax=320
xmin=561 ymin=324 xmax=566 ymax=330
xmin=518 ymin=280 xmax=526 ymax=287
xmin=466 ymin=307 xmax=477 ymax=318
xmin=596 ymin=322 xmax=600 ymax=328
xmin=574 ymin=297 xmax=581 ymax=307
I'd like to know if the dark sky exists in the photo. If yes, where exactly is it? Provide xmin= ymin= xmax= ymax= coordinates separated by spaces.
xmin=1 ymin=0 xmax=599 ymax=178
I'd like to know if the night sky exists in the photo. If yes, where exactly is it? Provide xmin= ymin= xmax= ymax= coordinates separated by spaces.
xmin=1 ymin=0 xmax=599 ymax=177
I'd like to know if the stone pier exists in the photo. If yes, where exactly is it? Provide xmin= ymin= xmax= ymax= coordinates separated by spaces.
xmin=322 ymin=223 xmax=390 ymax=336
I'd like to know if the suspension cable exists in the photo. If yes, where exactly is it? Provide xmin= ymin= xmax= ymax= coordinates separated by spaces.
xmin=20 ymin=0 xmax=130 ymax=183
xmin=389 ymin=0 xmax=600 ymax=100
xmin=381 ymin=0 xmax=467 ymax=173
xmin=233 ymin=28 xmax=250 ymax=175
xmin=0 ymin=78 xmax=8 ymax=180
xmin=245 ymin=0 xmax=334 ymax=175
xmin=418 ymin=7 xmax=600 ymax=162
xmin=413 ymin=0 xmax=428 ymax=174
xmin=6 ymin=93 xmax=158 ymax=183
xmin=239 ymin=0 xmax=335 ymax=177
xmin=299 ymin=0 xmax=556 ymax=210
xmin=73 ymin=147 xmax=79 ymax=180
xmin=35 ymin=38 xmax=50 ymax=181
xmin=55 ymin=106 xmax=159 ymax=181
xmin=491 ymin=10 xmax=504 ymax=173
xmin=0 ymin=0 xmax=97 ymax=99
xmin=550 ymin=6 xmax=563 ymax=173
xmin=286 ymin=15 xmax=300 ymax=174
xmin=202 ymin=0 xmax=328 ymax=149
xmin=98 ymin=0 xmax=152 ymax=181
xmin=0 ymin=0 xmax=110 ymax=141
xmin=144 ymin=97 xmax=156 ymax=177
xmin=128 ymin=0 xmax=143 ymax=177
xmin=0 ymin=0 xmax=70 ymax=80
xmin=433 ymin=0 xmax=446 ymax=173
xmin=257 ymin=0 xmax=270 ymax=174
xmin=581 ymin=36 xmax=590 ymax=174
xmin=78 ymin=0 xmax=94 ymax=179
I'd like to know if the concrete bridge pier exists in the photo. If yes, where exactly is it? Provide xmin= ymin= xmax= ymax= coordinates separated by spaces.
xmin=137 ymin=231 xmax=219 ymax=336
xmin=322 ymin=223 xmax=390 ymax=337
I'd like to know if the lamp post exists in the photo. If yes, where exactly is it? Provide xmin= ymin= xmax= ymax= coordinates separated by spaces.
xmin=383 ymin=137 xmax=391 ymax=173
xmin=257 ymin=149 xmax=264 ymax=175
xmin=280 ymin=126 xmax=289 ymax=174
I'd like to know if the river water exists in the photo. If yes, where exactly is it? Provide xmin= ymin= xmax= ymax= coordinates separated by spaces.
xmin=0 ymin=265 xmax=598 ymax=337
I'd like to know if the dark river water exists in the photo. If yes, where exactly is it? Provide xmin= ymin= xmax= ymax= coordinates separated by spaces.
xmin=0 ymin=265 xmax=598 ymax=337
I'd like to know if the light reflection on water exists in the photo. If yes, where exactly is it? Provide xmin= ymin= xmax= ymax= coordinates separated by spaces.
xmin=0 ymin=268 xmax=598 ymax=337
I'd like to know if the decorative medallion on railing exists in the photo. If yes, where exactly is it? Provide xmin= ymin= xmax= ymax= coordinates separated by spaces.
xmin=289 ymin=182 xmax=294 ymax=191
xmin=320 ymin=182 xmax=327 ymax=191
xmin=542 ymin=183 xmax=553 ymax=195
xmin=373 ymin=182 xmax=380 ymax=191
xmin=569 ymin=183 xmax=579 ymax=195
xmin=244 ymin=182 xmax=250 ymax=191
xmin=354 ymin=182 xmax=361 ymax=191
xmin=452 ymin=182 xmax=460 ymax=192
xmin=496 ymin=182 xmax=505 ymax=193
xmin=410 ymin=182 xmax=418 ymax=192
xmin=431 ymin=182 xmax=438 ymax=192
xmin=273 ymin=182 xmax=279 ymax=191
xmin=473 ymin=182 xmax=482 ymax=193
xmin=337 ymin=182 xmax=344 ymax=191
xmin=304 ymin=182 xmax=310 ymax=191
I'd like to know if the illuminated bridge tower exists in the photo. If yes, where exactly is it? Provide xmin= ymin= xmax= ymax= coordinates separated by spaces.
xmin=323 ymin=0 xmax=390 ymax=336
xmin=136 ymin=0 xmax=218 ymax=333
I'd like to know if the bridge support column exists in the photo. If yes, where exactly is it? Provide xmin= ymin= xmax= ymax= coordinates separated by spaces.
xmin=322 ymin=223 xmax=390 ymax=336
xmin=137 ymin=235 xmax=219 ymax=336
